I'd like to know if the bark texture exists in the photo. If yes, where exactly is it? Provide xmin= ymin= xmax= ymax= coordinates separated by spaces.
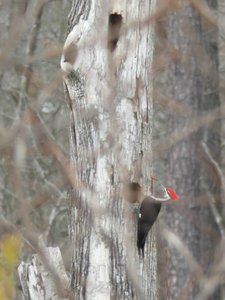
xmin=18 ymin=247 xmax=70 ymax=300
xmin=163 ymin=1 xmax=220 ymax=299
xmin=63 ymin=0 xmax=157 ymax=299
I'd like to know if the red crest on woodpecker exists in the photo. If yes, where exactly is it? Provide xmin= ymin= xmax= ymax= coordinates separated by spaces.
xmin=166 ymin=187 xmax=179 ymax=200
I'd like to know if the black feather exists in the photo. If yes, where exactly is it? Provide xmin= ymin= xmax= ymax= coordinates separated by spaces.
xmin=137 ymin=197 xmax=161 ymax=257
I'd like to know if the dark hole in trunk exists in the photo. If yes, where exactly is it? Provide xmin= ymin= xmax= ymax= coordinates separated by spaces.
xmin=108 ymin=13 xmax=122 ymax=52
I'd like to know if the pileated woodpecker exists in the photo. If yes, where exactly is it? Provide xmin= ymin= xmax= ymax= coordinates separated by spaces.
xmin=137 ymin=187 xmax=179 ymax=257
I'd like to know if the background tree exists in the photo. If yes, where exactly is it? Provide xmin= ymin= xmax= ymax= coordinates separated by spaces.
xmin=0 ymin=1 xmax=71 ymax=298
xmin=153 ymin=1 xmax=224 ymax=299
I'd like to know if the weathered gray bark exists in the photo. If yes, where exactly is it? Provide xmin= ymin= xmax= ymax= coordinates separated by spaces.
xmin=161 ymin=2 xmax=221 ymax=299
xmin=62 ymin=0 xmax=157 ymax=299
xmin=18 ymin=246 xmax=70 ymax=300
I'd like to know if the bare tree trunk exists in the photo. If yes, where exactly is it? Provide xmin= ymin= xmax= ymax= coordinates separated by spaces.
xmin=161 ymin=2 xmax=221 ymax=299
xmin=62 ymin=0 xmax=157 ymax=299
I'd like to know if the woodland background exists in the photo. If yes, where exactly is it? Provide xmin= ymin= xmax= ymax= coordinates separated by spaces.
xmin=0 ymin=0 xmax=225 ymax=299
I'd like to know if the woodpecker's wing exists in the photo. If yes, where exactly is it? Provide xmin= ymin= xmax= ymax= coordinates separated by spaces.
xmin=137 ymin=197 xmax=161 ymax=256
xmin=138 ymin=197 xmax=161 ymax=224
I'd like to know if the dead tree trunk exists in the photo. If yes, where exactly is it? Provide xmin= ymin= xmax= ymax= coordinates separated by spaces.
xmin=62 ymin=0 xmax=157 ymax=299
